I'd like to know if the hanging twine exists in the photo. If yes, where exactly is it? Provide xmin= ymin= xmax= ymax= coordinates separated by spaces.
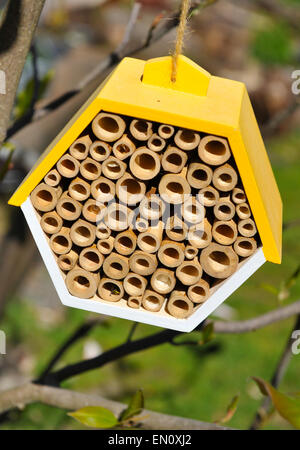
xmin=171 ymin=0 xmax=191 ymax=83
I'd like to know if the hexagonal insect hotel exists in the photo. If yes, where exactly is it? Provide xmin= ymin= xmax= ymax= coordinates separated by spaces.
xmin=9 ymin=56 xmax=282 ymax=332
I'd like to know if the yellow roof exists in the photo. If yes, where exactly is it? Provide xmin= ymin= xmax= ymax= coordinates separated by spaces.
xmin=8 ymin=55 xmax=282 ymax=264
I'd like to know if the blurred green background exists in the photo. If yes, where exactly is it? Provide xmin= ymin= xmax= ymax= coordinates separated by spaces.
xmin=0 ymin=0 xmax=299 ymax=430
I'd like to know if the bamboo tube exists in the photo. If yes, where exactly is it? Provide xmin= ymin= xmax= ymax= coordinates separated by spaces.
xmin=142 ymin=290 xmax=164 ymax=313
xmin=236 ymin=202 xmax=251 ymax=220
xmin=129 ymin=119 xmax=152 ymax=141
xmin=66 ymin=266 xmax=98 ymax=299
xmin=167 ymin=291 xmax=194 ymax=319
xmin=114 ymin=229 xmax=137 ymax=256
xmin=116 ymin=173 xmax=146 ymax=205
xmin=135 ymin=216 xmax=149 ymax=233
xmin=102 ymin=252 xmax=129 ymax=280
xmin=91 ymin=176 xmax=115 ymax=203
xmin=92 ymin=112 xmax=126 ymax=142
xmin=187 ymin=163 xmax=212 ymax=189
xmin=104 ymin=203 xmax=130 ymax=232
xmin=166 ymin=216 xmax=188 ymax=242
xmin=129 ymin=147 xmax=160 ymax=180
xmin=56 ymin=154 xmax=80 ymax=178
xmin=158 ymin=124 xmax=174 ymax=139
xmin=80 ymin=157 xmax=101 ymax=181
xmin=151 ymin=268 xmax=176 ymax=295
xmin=124 ymin=273 xmax=147 ymax=297
xmin=188 ymin=219 xmax=212 ymax=249
xmin=234 ymin=236 xmax=257 ymax=258
xmin=69 ymin=177 xmax=90 ymax=202
xmin=79 ymin=246 xmax=104 ymax=272
xmin=70 ymin=219 xmax=96 ymax=247
xmin=176 ymin=258 xmax=202 ymax=286
xmin=232 ymin=187 xmax=246 ymax=204
xmin=128 ymin=296 xmax=142 ymax=309
xmin=31 ymin=183 xmax=59 ymax=212
xmin=102 ymin=156 xmax=126 ymax=180
xmin=44 ymin=169 xmax=61 ymax=187
xmin=56 ymin=194 xmax=82 ymax=221
xmin=95 ymin=222 xmax=111 ymax=240
xmin=129 ymin=250 xmax=158 ymax=276
xmin=174 ymin=129 xmax=200 ymax=151
xmin=97 ymin=236 xmax=114 ymax=255
xmin=181 ymin=197 xmax=205 ymax=225
xmin=57 ymin=250 xmax=78 ymax=272
xmin=112 ymin=134 xmax=136 ymax=160
xmin=69 ymin=135 xmax=91 ymax=160
xmin=213 ymin=164 xmax=238 ymax=192
xmin=40 ymin=211 xmax=63 ymax=235
xmin=238 ymin=218 xmax=257 ymax=237
xmin=187 ymin=279 xmax=210 ymax=304
xmin=159 ymin=171 xmax=191 ymax=205
xmin=50 ymin=227 xmax=72 ymax=255
xmin=147 ymin=133 xmax=166 ymax=152
xmin=98 ymin=278 xmax=124 ymax=302
xmin=185 ymin=245 xmax=198 ymax=260
xmin=200 ymin=243 xmax=239 ymax=279
xmin=89 ymin=141 xmax=111 ymax=162
xmin=198 ymin=135 xmax=231 ymax=165
xmin=161 ymin=146 xmax=187 ymax=173
xmin=139 ymin=194 xmax=165 ymax=221
xmin=82 ymin=199 xmax=106 ymax=223
xmin=158 ymin=240 xmax=185 ymax=268
xmin=214 ymin=196 xmax=235 ymax=221
xmin=212 ymin=220 xmax=238 ymax=246
xmin=197 ymin=186 xmax=219 ymax=207
xmin=137 ymin=221 xmax=164 ymax=254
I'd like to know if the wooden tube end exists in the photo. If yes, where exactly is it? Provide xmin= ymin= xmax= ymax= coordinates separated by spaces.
xmin=129 ymin=119 xmax=152 ymax=141
xmin=142 ymin=290 xmax=164 ymax=312
xmin=31 ymin=183 xmax=58 ymax=212
xmin=198 ymin=135 xmax=231 ymax=165
xmin=70 ymin=219 xmax=96 ymax=247
xmin=200 ymin=243 xmax=239 ymax=279
xmin=234 ymin=236 xmax=257 ymax=258
xmin=66 ymin=267 xmax=98 ymax=299
xmin=103 ymin=252 xmax=129 ymax=280
xmin=129 ymin=147 xmax=160 ymax=180
xmin=89 ymin=141 xmax=111 ymax=162
xmin=56 ymin=154 xmax=80 ymax=178
xmin=40 ymin=211 xmax=63 ymax=235
xmin=50 ymin=227 xmax=72 ymax=255
xmin=124 ymin=273 xmax=147 ymax=297
xmin=79 ymin=247 xmax=104 ymax=272
xmin=167 ymin=291 xmax=194 ymax=318
xmin=92 ymin=113 xmax=126 ymax=142
xmin=69 ymin=135 xmax=91 ymax=160
xmin=176 ymin=259 xmax=202 ymax=286
xmin=174 ymin=129 xmax=200 ymax=151
xmin=187 ymin=279 xmax=210 ymax=304
xmin=161 ymin=147 xmax=187 ymax=173
xmin=212 ymin=220 xmax=238 ymax=246
xmin=98 ymin=278 xmax=124 ymax=302
xmin=129 ymin=250 xmax=158 ymax=276
xmin=150 ymin=268 xmax=176 ymax=295
xmin=213 ymin=164 xmax=238 ymax=192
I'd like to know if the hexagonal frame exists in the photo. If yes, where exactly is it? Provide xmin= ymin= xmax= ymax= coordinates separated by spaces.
xmin=9 ymin=56 xmax=282 ymax=331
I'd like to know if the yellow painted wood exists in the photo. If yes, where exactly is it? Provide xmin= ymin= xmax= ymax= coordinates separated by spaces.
xmin=8 ymin=56 xmax=282 ymax=263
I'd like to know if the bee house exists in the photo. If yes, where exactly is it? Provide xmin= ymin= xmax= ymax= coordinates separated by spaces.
xmin=8 ymin=56 xmax=282 ymax=332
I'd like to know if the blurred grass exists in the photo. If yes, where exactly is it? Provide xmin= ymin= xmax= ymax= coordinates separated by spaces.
xmin=1 ymin=127 xmax=300 ymax=430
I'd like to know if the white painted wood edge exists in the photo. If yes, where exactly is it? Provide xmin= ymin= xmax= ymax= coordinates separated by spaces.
xmin=21 ymin=197 xmax=266 ymax=332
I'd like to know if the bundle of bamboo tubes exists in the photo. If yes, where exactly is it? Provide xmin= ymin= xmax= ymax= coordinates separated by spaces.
xmin=31 ymin=111 xmax=260 ymax=320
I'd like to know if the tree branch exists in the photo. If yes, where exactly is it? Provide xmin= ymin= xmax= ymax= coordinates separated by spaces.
xmin=213 ymin=300 xmax=300 ymax=334
xmin=0 ymin=0 xmax=46 ymax=146
xmin=5 ymin=0 xmax=218 ymax=141
xmin=0 ymin=382 xmax=232 ymax=429
xmin=250 ymin=314 xmax=300 ymax=430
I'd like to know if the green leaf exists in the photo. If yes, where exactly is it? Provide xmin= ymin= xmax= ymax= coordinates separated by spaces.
xmin=252 ymin=377 xmax=300 ymax=429
xmin=68 ymin=406 xmax=118 ymax=429
xmin=251 ymin=22 xmax=294 ymax=66
xmin=200 ymin=322 xmax=215 ymax=345
xmin=119 ymin=389 xmax=144 ymax=422
xmin=278 ymin=265 xmax=300 ymax=301
xmin=14 ymin=69 xmax=54 ymax=120
xmin=260 ymin=283 xmax=279 ymax=296
xmin=216 ymin=394 xmax=239 ymax=424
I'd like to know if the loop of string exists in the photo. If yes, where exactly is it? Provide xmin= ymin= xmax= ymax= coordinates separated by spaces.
xmin=171 ymin=0 xmax=190 ymax=83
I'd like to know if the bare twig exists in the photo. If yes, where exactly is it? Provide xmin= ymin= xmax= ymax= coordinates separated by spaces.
xmin=126 ymin=322 xmax=139 ymax=343
xmin=212 ymin=300 xmax=300 ymax=334
xmin=0 ymin=0 xmax=46 ymax=146
xmin=250 ymin=314 xmax=300 ymax=430
xmin=0 ymin=383 xmax=232 ymax=429
xmin=5 ymin=0 xmax=217 ymax=141
xmin=262 ymin=98 xmax=300 ymax=138
xmin=39 ymin=319 xmax=104 ymax=381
